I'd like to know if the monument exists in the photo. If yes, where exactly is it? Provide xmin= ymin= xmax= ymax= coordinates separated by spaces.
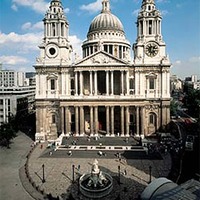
xmin=79 ymin=159 xmax=113 ymax=199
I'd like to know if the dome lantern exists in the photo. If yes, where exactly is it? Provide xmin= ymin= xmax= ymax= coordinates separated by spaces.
xmin=102 ymin=0 xmax=110 ymax=13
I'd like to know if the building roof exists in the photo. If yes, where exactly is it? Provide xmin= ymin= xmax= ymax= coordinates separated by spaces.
xmin=141 ymin=178 xmax=200 ymax=200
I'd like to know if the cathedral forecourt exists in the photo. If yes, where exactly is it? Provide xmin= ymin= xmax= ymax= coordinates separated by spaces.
xmin=34 ymin=0 xmax=171 ymax=142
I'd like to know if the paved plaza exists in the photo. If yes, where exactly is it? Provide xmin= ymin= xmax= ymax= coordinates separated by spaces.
xmin=0 ymin=132 xmax=172 ymax=200
xmin=26 ymin=136 xmax=172 ymax=199
xmin=0 ymin=132 xmax=33 ymax=200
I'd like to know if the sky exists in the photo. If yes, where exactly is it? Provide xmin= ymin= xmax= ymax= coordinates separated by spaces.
xmin=0 ymin=0 xmax=200 ymax=79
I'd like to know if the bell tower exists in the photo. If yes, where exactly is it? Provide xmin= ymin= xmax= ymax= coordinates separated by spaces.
xmin=37 ymin=0 xmax=72 ymax=66
xmin=133 ymin=0 xmax=170 ymax=65
xmin=34 ymin=0 xmax=72 ymax=142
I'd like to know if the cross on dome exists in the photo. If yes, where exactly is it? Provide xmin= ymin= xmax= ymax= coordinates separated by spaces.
xmin=102 ymin=0 xmax=110 ymax=13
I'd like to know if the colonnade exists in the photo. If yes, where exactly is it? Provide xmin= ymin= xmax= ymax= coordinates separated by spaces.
xmin=74 ymin=70 xmax=130 ymax=96
xmin=82 ymin=44 xmax=130 ymax=59
xmin=60 ymin=105 xmax=145 ymax=137
xmin=44 ymin=22 xmax=68 ymax=38
xmin=137 ymin=19 xmax=161 ymax=39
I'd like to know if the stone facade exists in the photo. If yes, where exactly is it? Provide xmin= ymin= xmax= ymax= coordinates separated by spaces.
xmin=34 ymin=0 xmax=171 ymax=142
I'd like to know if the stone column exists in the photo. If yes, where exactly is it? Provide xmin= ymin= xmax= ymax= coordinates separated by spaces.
xmin=75 ymin=71 xmax=78 ymax=96
xmin=36 ymin=108 xmax=40 ymax=133
xmin=140 ymin=106 xmax=144 ymax=137
xmin=65 ymin=106 xmax=70 ymax=135
xmin=106 ymin=106 xmax=110 ymax=136
xmin=80 ymin=106 xmax=84 ymax=136
xmin=121 ymin=71 xmax=124 ymax=95
xmin=94 ymin=106 xmax=98 ymax=135
xmin=136 ymin=106 xmax=139 ymax=136
xmin=90 ymin=71 xmax=93 ymax=95
xmin=94 ymin=71 xmax=98 ymax=96
xmin=111 ymin=71 xmax=114 ymax=95
xmin=111 ymin=106 xmax=114 ymax=136
xmin=121 ymin=106 xmax=125 ymax=136
xmin=80 ymin=71 xmax=83 ymax=96
xmin=61 ymin=107 xmax=65 ymax=134
xmin=106 ymin=71 xmax=109 ymax=95
xmin=126 ymin=71 xmax=129 ymax=95
xmin=126 ymin=106 xmax=130 ymax=136
xmin=75 ymin=106 xmax=79 ymax=136
xmin=90 ymin=106 xmax=94 ymax=136
xmin=167 ymin=71 xmax=170 ymax=96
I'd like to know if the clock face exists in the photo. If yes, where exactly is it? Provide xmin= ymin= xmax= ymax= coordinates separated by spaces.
xmin=46 ymin=44 xmax=58 ymax=58
xmin=145 ymin=42 xmax=159 ymax=57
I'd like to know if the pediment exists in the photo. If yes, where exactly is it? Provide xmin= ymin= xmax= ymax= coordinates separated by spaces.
xmin=75 ymin=51 xmax=129 ymax=67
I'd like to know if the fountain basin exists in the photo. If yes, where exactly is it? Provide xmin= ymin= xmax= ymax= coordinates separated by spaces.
xmin=79 ymin=173 xmax=113 ymax=199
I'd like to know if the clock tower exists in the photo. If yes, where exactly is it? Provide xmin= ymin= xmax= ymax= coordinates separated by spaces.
xmin=133 ymin=0 xmax=171 ymax=135
xmin=37 ymin=0 xmax=72 ymax=65
xmin=133 ymin=0 xmax=170 ymax=65
xmin=34 ymin=0 xmax=72 ymax=141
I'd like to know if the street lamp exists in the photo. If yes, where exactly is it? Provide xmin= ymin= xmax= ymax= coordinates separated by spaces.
xmin=42 ymin=164 xmax=45 ymax=183
xmin=149 ymin=165 xmax=152 ymax=183
xmin=72 ymin=164 xmax=75 ymax=182
xmin=118 ymin=165 xmax=121 ymax=184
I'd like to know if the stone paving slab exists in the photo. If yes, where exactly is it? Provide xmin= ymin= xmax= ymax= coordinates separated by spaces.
xmin=0 ymin=132 xmax=34 ymax=200
xmin=26 ymin=141 xmax=172 ymax=200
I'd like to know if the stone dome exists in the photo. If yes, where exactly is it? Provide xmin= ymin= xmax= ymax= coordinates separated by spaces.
xmin=88 ymin=12 xmax=124 ymax=35
xmin=87 ymin=0 xmax=124 ymax=37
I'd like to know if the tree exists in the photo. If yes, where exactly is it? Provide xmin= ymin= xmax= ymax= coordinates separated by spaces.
xmin=170 ymin=99 xmax=178 ymax=116
xmin=183 ymin=89 xmax=200 ymax=118
xmin=0 ymin=116 xmax=17 ymax=148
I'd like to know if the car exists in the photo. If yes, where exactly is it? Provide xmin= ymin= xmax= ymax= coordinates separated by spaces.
xmin=185 ymin=135 xmax=195 ymax=151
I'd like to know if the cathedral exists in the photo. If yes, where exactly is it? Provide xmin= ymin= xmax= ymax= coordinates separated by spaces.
xmin=34 ymin=0 xmax=171 ymax=142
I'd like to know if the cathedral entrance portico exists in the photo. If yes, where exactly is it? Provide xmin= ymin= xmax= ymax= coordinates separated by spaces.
xmin=59 ymin=104 xmax=147 ymax=138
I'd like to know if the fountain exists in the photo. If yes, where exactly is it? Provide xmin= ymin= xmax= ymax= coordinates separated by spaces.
xmin=79 ymin=159 xmax=113 ymax=199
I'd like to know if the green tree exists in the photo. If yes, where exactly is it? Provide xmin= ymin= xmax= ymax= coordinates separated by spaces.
xmin=170 ymin=99 xmax=178 ymax=116
xmin=0 ymin=116 xmax=17 ymax=148
xmin=183 ymin=89 xmax=200 ymax=118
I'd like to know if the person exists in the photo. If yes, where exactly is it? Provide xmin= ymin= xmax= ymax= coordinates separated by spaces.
xmin=119 ymin=153 xmax=121 ymax=162
xmin=124 ymin=169 xmax=127 ymax=176
xmin=68 ymin=151 xmax=72 ymax=156
xmin=98 ymin=151 xmax=103 ymax=156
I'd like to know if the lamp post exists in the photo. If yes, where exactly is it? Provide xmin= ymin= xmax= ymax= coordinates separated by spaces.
xmin=72 ymin=164 xmax=75 ymax=182
xmin=42 ymin=164 xmax=45 ymax=183
xmin=118 ymin=165 xmax=121 ymax=184
xmin=149 ymin=165 xmax=152 ymax=183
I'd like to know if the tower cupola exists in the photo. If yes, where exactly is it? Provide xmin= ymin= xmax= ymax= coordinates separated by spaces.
xmin=102 ymin=0 xmax=111 ymax=13
xmin=43 ymin=0 xmax=69 ymax=42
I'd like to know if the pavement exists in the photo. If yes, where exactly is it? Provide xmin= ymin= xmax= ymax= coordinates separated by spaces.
xmin=0 ymin=133 xmax=172 ymax=200
xmin=0 ymin=131 xmax=34 ymax=200
xmin=27 ymin=136 xmax=171 ymax=200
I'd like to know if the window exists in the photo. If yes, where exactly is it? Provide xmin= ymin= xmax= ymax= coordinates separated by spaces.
xmin=149 ymin=20 xmax=152 ymax=35
xmin=149 ymin=78 xmax=155 ymax=89
xmin=52 ymin=115 xmax=56 ymax=124
xmin=149 ymin=113 xmax=156 ymax=125
xmin=51 ymin=79 xmax=55 ymax=90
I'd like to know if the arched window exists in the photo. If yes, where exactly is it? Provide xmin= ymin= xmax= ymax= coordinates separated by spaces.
xmin=146 ymin=73 xmax=157 ymax=90
xmin=149 ymin=113 xmax=156 ymax=125
xmin=149 ymin=77 xmax=155 ymax=89
xmin=50 ymin=79 xmax=55 ymax=90
xmin=52 ymin=115 xmax=56 ymax=124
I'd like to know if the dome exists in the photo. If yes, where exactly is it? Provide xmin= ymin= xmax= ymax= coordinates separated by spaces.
xmin=88 ymin=12 xmax=124 ymax=35
xmin=87 ymin=0 xmax=124 ymax=37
